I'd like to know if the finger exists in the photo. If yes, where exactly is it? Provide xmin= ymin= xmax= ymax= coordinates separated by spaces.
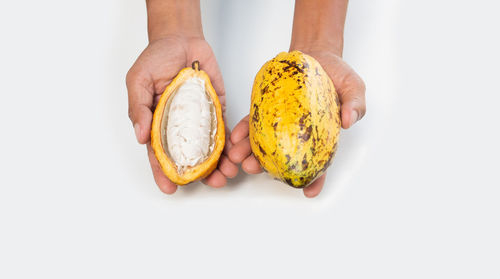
xmin=126 ymin=70 xmax=154 ymax=144
xmin=223 ymin=126 xmax=233 ymax=155
xmin=218 ymin=155 xmax=239 ymax=178
xmin=241 ymin=154 xmax=263 ymax=174
xmin=318 ymin=55 xmax=366 ymax=129
xmin=303 ymin=174 xmax=326 ymax=198
xmin=230 ymin=115 xmax=250 ymax=144
xmin=202 ymin=169 xmax=227 ymax=188
xmin=218 ymin=94 xmax=227 ymax=114
xmin=228 ymin=137 xmax=252 ymax=164
xmin=203 ymin=63 xmax=226 ymax=114
xmin=204 ymin=66 xmax=225 ymax=98
xmin=337 ymin=74 xmax=366 ymax=129
xmin=147 ymin=144 xmax=178 ymax=194
xmin=130 ymin=105 xmax=153 ymax=144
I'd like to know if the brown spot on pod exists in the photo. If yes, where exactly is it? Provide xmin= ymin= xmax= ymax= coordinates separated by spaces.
xmin=261 ymin=84 xmax=269 ymax=95
xmin=259 ymin=145 xmax=267 ymax=156
xmin=301 ymin=157 xmax=309 ymax=170
xmin=280 ymin=60 xmax=305 ymax=74
xmin=298 ymin=112 xmax=311 ymax=128
xmin=298 ymin=125 xmax=313 ymax=141
xmin=249 ymin=50 xmax=341 ymax=188
xmin=284 ymin=177 xmax=294 ymax=186
xmin=252 ymin=103 xmax=260 ymax=122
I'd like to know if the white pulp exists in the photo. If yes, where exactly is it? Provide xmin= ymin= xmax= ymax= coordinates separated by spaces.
xmin=166 ymin=77 xmax=216 ymax=172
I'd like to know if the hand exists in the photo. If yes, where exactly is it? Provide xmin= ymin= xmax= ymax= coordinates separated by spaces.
xmin=228 ymin=47 xmax=366 ymax=198
xmin=126 ymin=35 xmax=238 ymax=194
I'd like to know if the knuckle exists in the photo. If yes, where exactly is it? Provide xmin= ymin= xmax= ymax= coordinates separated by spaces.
xmin=350 ymin=71 xmax=366 ymax=94
xmin=125 ymin=68 xmax=137 ymax=87
xmin=126 ymin=67 xmax=147 ymax=89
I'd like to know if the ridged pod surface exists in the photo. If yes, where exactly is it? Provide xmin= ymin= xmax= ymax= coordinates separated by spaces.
xmin=249 ymin=51 xmax=341 ymax=188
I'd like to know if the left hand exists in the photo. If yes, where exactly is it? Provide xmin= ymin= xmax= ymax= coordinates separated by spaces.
xmin=126 ymin=36 xmax=238 ymax=194
xmin=228 ymin=46 xmax=366 ymax=198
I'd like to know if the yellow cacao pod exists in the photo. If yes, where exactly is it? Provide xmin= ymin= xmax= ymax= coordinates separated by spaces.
xmin=249 ymin=51 xmax=341 ymax=188
xmin=151 ymin=61 xmax=225 ymax=185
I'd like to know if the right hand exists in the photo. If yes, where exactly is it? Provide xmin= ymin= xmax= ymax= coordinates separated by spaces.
xmin=228 ymin=48 xmax=366 ymax=198
xmin=126 ymin=35 xmax=238 ymax=194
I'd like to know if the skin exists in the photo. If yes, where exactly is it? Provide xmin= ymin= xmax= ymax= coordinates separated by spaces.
xmin=127 ymin=0 xmax=366 ymax=197
xmin=229 ymin=0 xmax=366 ymax=198
xmin=127 ymin=0 xmax=238 ymax=194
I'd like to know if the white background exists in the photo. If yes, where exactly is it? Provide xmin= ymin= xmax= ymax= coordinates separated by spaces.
xmin=1 ymin=0 xmax=499 ymax=278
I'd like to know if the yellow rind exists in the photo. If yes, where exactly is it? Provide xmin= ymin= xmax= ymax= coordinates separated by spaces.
xmin=249 ymin=51 xmax=341 ymax=188
xmin=151 ymin=64 xmax=225 ymax=185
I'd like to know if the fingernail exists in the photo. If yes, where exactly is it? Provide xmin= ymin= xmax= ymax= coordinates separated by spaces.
xmin=134 ymin=123 xmax=141 ymax=143
xmin=350 ymin=111 xmax=358 ymax=127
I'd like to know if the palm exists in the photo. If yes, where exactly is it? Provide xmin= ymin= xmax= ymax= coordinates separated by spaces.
xmin=305 ymin=50 xmax=366 ymax=128
xmin=127 ymin=36 xmax=237 ymax=194
xmin=136 ymin=37 xmax=225 ymax=109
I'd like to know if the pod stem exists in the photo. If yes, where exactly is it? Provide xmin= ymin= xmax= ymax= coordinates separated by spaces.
xmin=192 ymin=61 xmax=200 ymax=71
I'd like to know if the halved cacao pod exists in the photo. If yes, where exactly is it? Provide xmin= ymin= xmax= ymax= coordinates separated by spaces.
xmin=249 ymin=51 xmax=341 ymax=188
xmin=151 ymin=61 xmax=225 ymax=185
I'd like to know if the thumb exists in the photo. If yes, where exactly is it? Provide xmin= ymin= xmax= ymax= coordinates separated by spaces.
xmin=337 ymin=73 xmax=366 ymax=129
xmin=317 ymin=55 xmax=366 ymax=129
xmin=126 ymin=72 xmax=154 ymax=144
xmin=129 ymin=105 xmax=153 ymax=144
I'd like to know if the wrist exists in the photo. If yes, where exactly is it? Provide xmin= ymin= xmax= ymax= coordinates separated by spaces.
xmin=290 ymin=0 xmax=347 ymax=57
xmin=147 ymin=0 xmax=204 ymax=42
xmin=290 ymin=39 xmax=343 ymax=57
